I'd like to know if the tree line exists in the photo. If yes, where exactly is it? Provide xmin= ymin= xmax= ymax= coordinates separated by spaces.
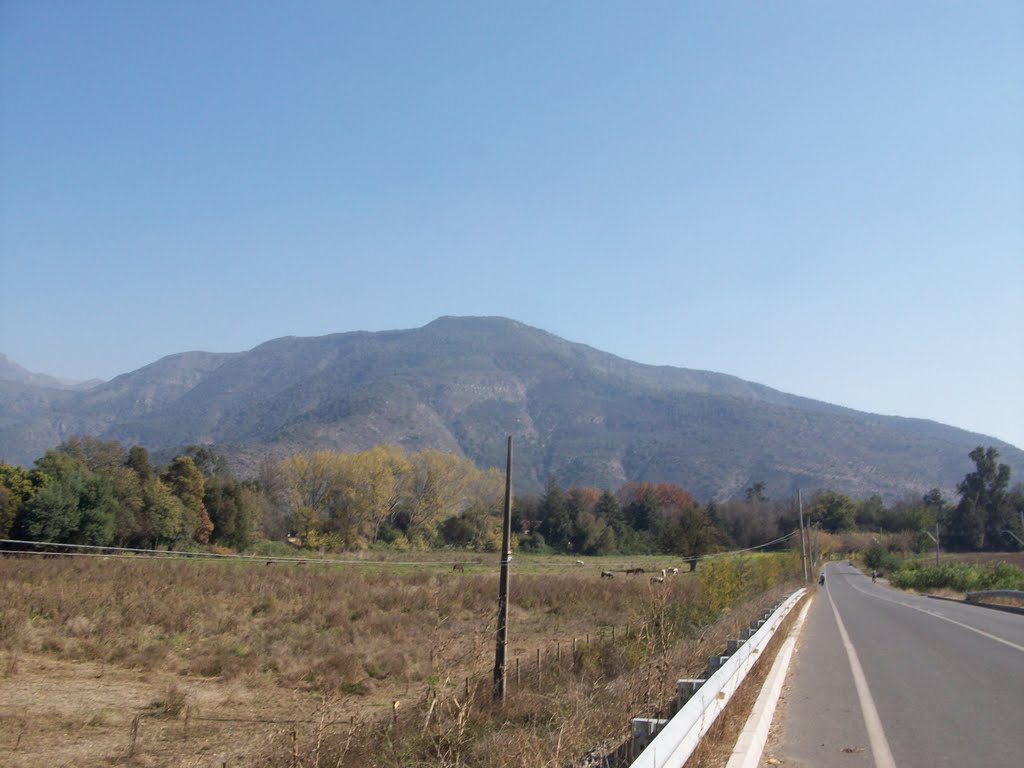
xmin=1 ymin=438 xmax=1021 ymax=556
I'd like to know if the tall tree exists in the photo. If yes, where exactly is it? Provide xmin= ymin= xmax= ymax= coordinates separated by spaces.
xmin=949 ymin=446 xmax=1011 ymax=550
xmin=184 ymin=445 xmax=231 ymax=479
xmin=280 ymin=450 xmax=340 ymax=538
xmin=126 ymin=446 xmax=153 ymax=479
xmin=163 ymin=455 xmax=213 ymax=544
xmin=16 ymin=451 xmax=116 ymax=545
xmin=809 ymin=490 xmax=856 ymax=532
xmin=657 ymin=504 xmax=714 ymax=569
xmin=594 ymin=489 xmax=625 ymax=536
xmin=565 ymin=487 xmax=610 ymax=555
xmin=856 ymin=495 xmax=886 ymax=529
xmin=140 ymin=477 xmax=187 ymax=547
xmin=0 ymin=463 xmax=38 ymax=538
xmin=204 ymin=477 xmax=255 ymax=550
xmin=620 ymin=483 xmax=658 ymax=532
xmin=537 ymin=477 xmax=571 ymax=551
xmin=401 ymin=449 xmax=473 ymax=540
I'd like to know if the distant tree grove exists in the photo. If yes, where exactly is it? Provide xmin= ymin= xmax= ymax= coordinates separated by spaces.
xmin=1 ymin=438 xmax=1021 ymax=556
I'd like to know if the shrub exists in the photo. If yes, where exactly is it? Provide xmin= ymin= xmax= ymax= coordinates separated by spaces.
xmin=864 ymin=542 xmax=901 ymax=574
xmin=889 ymin=560 xmax=1024 ymax=592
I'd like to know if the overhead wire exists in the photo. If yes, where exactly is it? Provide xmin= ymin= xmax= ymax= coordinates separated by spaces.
xmin=0 ymin=528 xmax=802 ymax=568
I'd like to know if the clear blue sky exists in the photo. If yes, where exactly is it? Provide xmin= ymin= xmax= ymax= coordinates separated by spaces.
xmin=2 ymin=2 xmax=1022 ymax=449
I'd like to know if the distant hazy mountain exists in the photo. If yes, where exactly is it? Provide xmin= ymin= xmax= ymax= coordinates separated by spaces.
xmin=2 ymin=317 xmax=1021 ymax=501
xmin=0 ymin=353 xmax=102 ymax=391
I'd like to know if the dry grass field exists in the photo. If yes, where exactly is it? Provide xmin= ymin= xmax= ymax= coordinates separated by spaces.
xmin=0 ymin=552 xmax=800 ymax=767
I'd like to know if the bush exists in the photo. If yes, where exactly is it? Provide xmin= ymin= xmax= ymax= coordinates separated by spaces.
xmin=889 ymin=561 xmax=1024 ymax=592
xmin=864 ymin=542 xmax=901 ymax=574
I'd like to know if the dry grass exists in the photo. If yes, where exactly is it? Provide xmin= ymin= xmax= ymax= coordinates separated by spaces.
xmin=0 ymin=553 xmax=800 ymax=766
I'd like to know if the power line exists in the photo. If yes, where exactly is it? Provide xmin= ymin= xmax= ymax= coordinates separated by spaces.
xmin=672 ymin=530 xmax=801 ymax=564
xmin=0 ymin=539 xmax=461 ymax=568
xmin=0 ymin=529 xmax=800 ymax=569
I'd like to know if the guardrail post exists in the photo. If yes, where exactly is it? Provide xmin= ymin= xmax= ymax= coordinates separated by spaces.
xmin=632 ymin=718 xmax=669 ymax=756
xmin=705 ymin=655 xmax=730 ymax=678
xmin=675 ymin=679 xmax=706 ymax=710
xmin=726 ymin=638 xmax=742 ymax=654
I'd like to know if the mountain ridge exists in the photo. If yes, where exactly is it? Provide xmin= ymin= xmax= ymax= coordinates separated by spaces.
xmin=2 ymin=316 xmax=1020 ymax=501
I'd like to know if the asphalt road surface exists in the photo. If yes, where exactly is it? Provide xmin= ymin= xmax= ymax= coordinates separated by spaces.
xmin=767 ymin=561 xmax=1024 ymax=767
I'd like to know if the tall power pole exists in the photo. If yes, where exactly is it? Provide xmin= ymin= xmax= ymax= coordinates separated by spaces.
xmin=798 ymin=489 xmax=808 ymax=582
xmin=493 ymin=436 xmax=513 ymax=703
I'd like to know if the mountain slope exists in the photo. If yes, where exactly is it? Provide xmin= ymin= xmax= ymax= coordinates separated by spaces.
xmin=2 ymin=317 xmax=1020 ymax=501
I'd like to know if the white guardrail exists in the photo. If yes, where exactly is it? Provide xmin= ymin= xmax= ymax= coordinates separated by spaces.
xmin=629 ymin=587 xmax=807 ymax=768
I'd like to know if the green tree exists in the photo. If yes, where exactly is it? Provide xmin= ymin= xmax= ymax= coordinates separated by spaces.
xmin=0 ymin=463 xmax=39 ymax=538
xmin=126 ymin=445 xmax=154 ymax=479
xmin=179 ymin=446 xmax=256 ymax=550
xmin=537 ymin=477 xmax=571 ymax=551
xmin=141 ymin=476 xmax=187 ymax=546
xmin=594 ymin=489 xmax=625 ymax=537
xmin=809 ymin=490 xmax=856 ymax=533
xmin=856 ymin=495 xmax=886 ymax=529
xmin=163 ymin=455 xmax=213 ymax=544
xmin=658 ymin=503 xmax=714 ymax=570
xmin=621 ymin=484 xmax=658 ymax=532
xmin=184 ymin=445 xmax=231 ymax=479
xmin=949 ymin=446 xmax=1011 ymax=550
xmin=1007 ymin=483 xmax=1024 ymax=551
xmin=16 ymin=452 xmax=116 ymax=545
xmin=204 ymin=477 xmax=254 ymax=550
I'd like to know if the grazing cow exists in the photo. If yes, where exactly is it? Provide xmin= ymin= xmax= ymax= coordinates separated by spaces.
xmin=575 ymin=560 xmax=585 ymax=566
xmin=600 ymin=571 xmax=615 ymax=579
xmin=626 ymin=567 xmax=645 ymax=575
xmin=650 ymin=575 xmax=665 ymax=584
xmin=452 ymin=563 xmax=465 ymax=573
xmin=667 ymin=567 xmax=679 ymax=575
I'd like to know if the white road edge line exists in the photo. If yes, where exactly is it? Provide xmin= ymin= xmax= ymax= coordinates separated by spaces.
xmin=826 ymin=579 xmax=898 ymax=768
xmin=848 ymin=580 xmax=1024 ymax=654
xmin=725 ymin=596 xmax=813 ymax=768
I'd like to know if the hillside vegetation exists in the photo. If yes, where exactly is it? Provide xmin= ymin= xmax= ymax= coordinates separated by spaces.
xmin=3 ymin=316 xmax=1021 ymax=500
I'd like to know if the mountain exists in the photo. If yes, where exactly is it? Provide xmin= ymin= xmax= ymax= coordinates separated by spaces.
xmin=0 ymin=353 xmax=102 ymax=391
xmin=2 ymin=317 xmax=1021 ymax=501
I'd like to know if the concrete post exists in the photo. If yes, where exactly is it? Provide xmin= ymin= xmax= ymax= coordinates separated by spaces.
xmin=632 ymin=717 xmax=669 ymax=755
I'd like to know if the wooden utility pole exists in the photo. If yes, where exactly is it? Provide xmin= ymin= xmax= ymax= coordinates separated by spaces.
xmin=493 ymin=436 xmax=513 ymax=703
xmin=935 ymin=520 xmax=941 ymax=567
xmin=798 ymin=489 xmax=808 ymax=582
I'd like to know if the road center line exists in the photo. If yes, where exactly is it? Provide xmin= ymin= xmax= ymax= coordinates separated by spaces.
xmin=825 ymin=581 xmax=898 ymax=768
xmin=848 ymin=581 xmax=1024 ymax=654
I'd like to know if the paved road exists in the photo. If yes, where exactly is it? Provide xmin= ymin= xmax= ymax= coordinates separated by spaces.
xmin=767 ymin=561 xmax=1024 ymax=767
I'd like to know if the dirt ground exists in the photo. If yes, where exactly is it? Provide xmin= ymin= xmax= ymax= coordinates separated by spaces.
xmin=0 ymin=654 xmax=398 ymax=767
